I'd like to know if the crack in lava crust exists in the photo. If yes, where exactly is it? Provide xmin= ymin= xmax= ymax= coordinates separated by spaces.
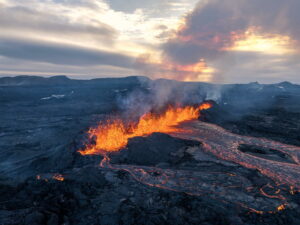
xmin=170 ymin=121 xmax=300 ymax=189
xmin=101 ymin=155 xmax=288 ymax=213
xmin=81 ymin=111 xmax=300 ymax=213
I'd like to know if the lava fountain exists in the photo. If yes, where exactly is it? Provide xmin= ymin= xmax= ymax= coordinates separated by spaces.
xmin=79 ymin=102 xmax=213 ymax=155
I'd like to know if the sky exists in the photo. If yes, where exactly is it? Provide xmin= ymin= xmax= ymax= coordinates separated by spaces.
xmin=0 ymin=0 xmax=299 ymax=83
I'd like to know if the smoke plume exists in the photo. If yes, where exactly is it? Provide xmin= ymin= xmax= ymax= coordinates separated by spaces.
xmin=118 ymin=77 xmax=220 ymax=121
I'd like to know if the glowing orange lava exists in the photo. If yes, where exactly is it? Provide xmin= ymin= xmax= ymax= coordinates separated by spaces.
xmin=79 ymin=102 xmax=212 ymax=155
xmin=52 ymin=174 xmax=65 ymax=181
xmin=277 ymin=204 xmax=286 ymax=212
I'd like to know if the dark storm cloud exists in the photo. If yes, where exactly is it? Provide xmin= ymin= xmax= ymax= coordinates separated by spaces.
xmin=163 ymin=0 xmax=300 ymax=65
xmin=0 ymin=38 xmax=135 ymax=68
xmin=0 ymin=6 xmax=117 ymax=43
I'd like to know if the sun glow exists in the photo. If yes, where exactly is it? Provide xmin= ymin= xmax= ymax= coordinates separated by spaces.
xmin=137 ymin=54 xmax=217 ymax=82
xmin=228 ymin=27 xmax=295 ymax=55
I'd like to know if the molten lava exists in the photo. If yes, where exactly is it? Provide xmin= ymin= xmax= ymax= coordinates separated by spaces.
xmin=80 ymin=102 xmax=212 ymax=155
xmin=52 ymin=174 xmax=64 ymax=181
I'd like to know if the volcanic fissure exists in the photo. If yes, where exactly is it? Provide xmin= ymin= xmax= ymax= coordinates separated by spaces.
xmin=79 ymin=101 xmax=300 ymax=214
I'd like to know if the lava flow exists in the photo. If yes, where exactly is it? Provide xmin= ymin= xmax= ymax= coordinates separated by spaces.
xmin=78 ymin=101 xmax=300 ymax=213
xmin=79 ymin=102 xmax=212 ymax=155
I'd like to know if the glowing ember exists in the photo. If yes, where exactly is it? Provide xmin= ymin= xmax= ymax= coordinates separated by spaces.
xmin=52 ymin=174 xmax=65 ymax=181
xmin=80 ymin=102 xmax=212 ymax=155
xmin=290 ymin=186 xmax=296 ymax=195
xmin=277 ymin=204 xmax=286 ymax=212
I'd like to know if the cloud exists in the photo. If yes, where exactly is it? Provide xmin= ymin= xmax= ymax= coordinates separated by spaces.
xmin=0 ymin=37 xmax=135 ymax=68
xmin=0 ymin=0 xmax=195 ymax=75
xmin=0 ymin=56 xmax=137 ymax=79
xmin=0 ymin=4 xmax=117 ymax=45
xmin=160 ymin=0 xmax=300 ymax=83
xmin=1 ymin=0 xmax=299 ymax=83
xmin=105 ymin=0 xmax=197 ymax=16
xmin=105 ymin=0 xmax=166 ymax=13
xmin=0 ymin=0 xmax=141 ymax=76
xmin=48 ymin=0 xmax=102 ymax=8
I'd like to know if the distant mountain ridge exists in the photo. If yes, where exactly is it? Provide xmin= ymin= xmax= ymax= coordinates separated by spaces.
xmin=0 ymin=75 xmax=299 ymax=88
xmin=0 ymin=75 xmax=149 ymax=86
xmin=0 ymin=75 xmax=72 ymax=86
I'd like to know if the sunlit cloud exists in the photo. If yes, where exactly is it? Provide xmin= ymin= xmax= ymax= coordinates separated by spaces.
xmin=0 ymin=0 xmax=300 ymax=83
xmin=0 ymin=0 xmax=200 ymax=78
xmin=157 ymin=0 xmax=300 ymax=83
xmin=227 ymin=27 xmax=296 ymax=55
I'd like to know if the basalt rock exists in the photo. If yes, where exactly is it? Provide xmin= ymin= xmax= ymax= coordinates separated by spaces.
xmin=1 ymin=77 xmax=300 ymax=225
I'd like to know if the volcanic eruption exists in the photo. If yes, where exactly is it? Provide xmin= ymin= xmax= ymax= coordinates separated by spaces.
xmin=77 ymin=85 xmax=300 ymax=216
xmin=1 ymin=76 xmax=300 ymax=225
xmin=80 ymin=102 xmax=213 ymax=155
xmin=2 ymin=0 xmax=300 ymax=224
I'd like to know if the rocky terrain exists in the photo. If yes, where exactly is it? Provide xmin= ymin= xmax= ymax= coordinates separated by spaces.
xmin=0 ymin=76 xmax=300 ymax=225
